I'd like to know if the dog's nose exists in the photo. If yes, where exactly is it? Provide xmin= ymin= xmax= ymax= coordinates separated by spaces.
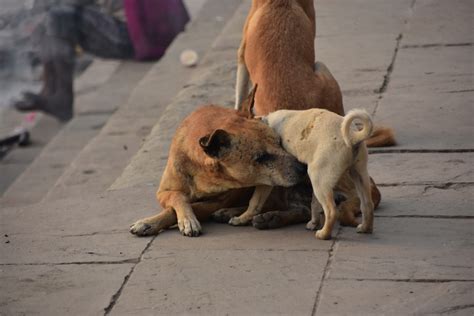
xmin=295 ymin=161 xmax=307 ymax=176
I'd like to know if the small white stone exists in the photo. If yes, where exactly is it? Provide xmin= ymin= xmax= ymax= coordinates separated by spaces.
xmin=180 ymin=49 xmax=199 ymax=67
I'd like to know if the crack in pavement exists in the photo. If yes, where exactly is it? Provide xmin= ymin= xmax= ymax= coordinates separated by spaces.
xmin=401 ymin=42 xmax=473 ymax=49
xmin=0 ymin=259 xmax=139 ymax=266
xmin=311 ymin=226 xmax=342 ymax=316
xmin=369 ymin=149 xmax=474 ymax=154
xmin=377 ymin=181 xmax=474 ymax=187
xmin=330 ymin=278 xmax=474 ymax=283
xmin=375 ymin=215 xmax=474 ymax=219
xmin=372 ymin=0 xmax=417 ymax=116
xmin=103 ymin=236 xmax=156 ymax=315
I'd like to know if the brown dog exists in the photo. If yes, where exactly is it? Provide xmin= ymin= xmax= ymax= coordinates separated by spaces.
xmin=130 ymin=105 xmax=307 ymax=236
xmin=235 ymin=0 xmax=395 ymax=145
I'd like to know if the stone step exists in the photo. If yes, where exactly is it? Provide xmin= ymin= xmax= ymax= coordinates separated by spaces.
xmin=0 ymin=60 xmax=150 ymax=208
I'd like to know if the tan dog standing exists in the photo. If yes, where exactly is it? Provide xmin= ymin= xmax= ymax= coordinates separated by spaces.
xmin=233 ymin=108 xmax=375 ymax=240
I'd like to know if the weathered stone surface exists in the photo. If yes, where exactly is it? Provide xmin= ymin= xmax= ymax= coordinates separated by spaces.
xmin=0 ymin=263 xmax=133 ymax=315
xmin=0 ymin=185 xmax=157 ymax=235
xmin=316 ymin=280 xmax=474 ymax=316
xmin=403 ymin=0 xmax=474 ymax=45
xmin=368 ymin=153 xmax=474 ymax=184
xmin=373 ymin=91 xmax=474 ymax=150
xmin=112 ymin=249 xmax=328 ymax=315
xmin=149 ymin=222 xmax=332 ymax=252
xmin=0 ymin=232 xmax=147 ymax=264
xmin=316 ymin=0 xmax=412 ymax=38
xmin=377 ymin=184 xmax=474 ymax=217
xmin=330 ymin=218 xmax=474 ymax=280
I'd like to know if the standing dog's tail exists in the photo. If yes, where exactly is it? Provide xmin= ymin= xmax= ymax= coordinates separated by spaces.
xmin=341 ymin=109 xmax=374 ymax=147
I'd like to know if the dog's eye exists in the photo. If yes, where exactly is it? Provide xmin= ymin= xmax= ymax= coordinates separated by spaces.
xmin=255 ymin=152 xmax=274 ymax=164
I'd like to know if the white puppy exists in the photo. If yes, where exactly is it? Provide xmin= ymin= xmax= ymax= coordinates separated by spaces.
xmin=231 ymin=108 xmax=375 ymax=240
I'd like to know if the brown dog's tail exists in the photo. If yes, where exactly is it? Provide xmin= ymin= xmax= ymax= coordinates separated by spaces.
xmin=366 ymin=126 xmax=396 ymax=147
xmin=341 ymin=109 xmax=374 ymax=147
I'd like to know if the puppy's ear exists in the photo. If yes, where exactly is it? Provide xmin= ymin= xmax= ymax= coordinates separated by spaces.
xmin=240 ymin=84 xmax=258 ymax=118
xmin=199 ymin=129 xmax=232 ymax=158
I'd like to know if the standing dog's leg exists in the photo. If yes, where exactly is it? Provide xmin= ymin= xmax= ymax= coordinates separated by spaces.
xmin=306 ymin=193 xmax=323 ymax=230
xmin=229 ymin=185 xmax=273 ymax=225
xmin=309 ymin=162 xmax=343 ymax=240
xmin=235 ymin=39 xmax=250 ymax=110
xmin=350 ymin=148 xmax=374 ymax=233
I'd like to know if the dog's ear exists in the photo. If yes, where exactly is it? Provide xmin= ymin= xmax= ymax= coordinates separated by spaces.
xmin=240 ymin=84 xmax=258 ymax=118
xmin=199 ymin=129 xmax=232 ymax=158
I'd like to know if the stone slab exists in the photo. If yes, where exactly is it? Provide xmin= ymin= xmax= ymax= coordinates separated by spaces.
xmin=0 ymin=186 xmax=157 ymax=236
xmin=368 ymin=153 xmax=474 ymax=184
xmin=389 ymin=46 xmax=473 ymax=87
xmin=330 ymin=218 xmax=474 ymax=280
xmin=150 ymin=222 xmax=332 ymax=252
xmin=0 ymin=232 xmax=147 ymax=265
xmin=111 ymin=249 xmax=328 ymax=315
xmin=403 ymin=0 xmax=474 ymax=45
xmin=0 ymin=263 xmax=133 ymax=315
xmin=373 ymin=91 xmax=474 ymax=150
xmin=317 ymin=34 xmax=396 ymax=96
xmin=316 ymin=280 xmax=474 ymax=316
xmin=0 ymin=114 xmax=110 ymax=207
xmin=377 ymin=184 xmax=474 ymax=217
xmin=316 ymin=0 xmax=413 ymax=38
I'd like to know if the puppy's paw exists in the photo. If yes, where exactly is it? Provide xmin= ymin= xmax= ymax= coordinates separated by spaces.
xmin=356 ymin=223 xmax=373 ymax=234
xmin=306 ymin=220 xmax=319 ymax=231
xmin=211 ymin=208 xmax=244 ymax=223
xmin=228 ymin=216 xmax=250 ymax=226
xmin=252 ymin=211 xmax=284 ymax=230
xmin=130 ymin=220 xmax=159 ymax=236
xmin=315 ymin=229 xmax=332 ymax=240
xmin=178 ymin=217 xmax=202 ymax=237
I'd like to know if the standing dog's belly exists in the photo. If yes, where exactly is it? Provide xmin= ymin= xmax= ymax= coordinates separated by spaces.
xmin=244 ymin=4 xmax=319 ymax=115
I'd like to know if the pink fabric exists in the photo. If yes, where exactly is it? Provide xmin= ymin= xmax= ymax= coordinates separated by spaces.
xmin=124 ymin=0 xmax=190 ymax=60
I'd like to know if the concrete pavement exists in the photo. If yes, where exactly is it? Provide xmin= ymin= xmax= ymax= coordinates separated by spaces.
xmin=1 ymin=0 xmax=473 ymax=315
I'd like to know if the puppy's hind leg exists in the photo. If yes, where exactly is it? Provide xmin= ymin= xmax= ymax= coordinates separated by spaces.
xmin=306 ymin=193 xmax=323 ymax=230
xmin=350 ymin=149 xmax=374 ymax=234
xmin=309 ymin=163 xmax=342 ymax=240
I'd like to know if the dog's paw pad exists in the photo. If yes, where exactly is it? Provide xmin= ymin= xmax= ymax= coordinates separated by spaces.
xmin=228 ymin=216 xmax=248 ymax=226
xmin=315 ymin=229 xmax=331 ymax=240
xmin=178 ymin=218 xmax=202 ymax=237
xmin=130 ymin=221 xmax=155 ymax=236
xmin=356 ymin=224 xmax=373 ymax=234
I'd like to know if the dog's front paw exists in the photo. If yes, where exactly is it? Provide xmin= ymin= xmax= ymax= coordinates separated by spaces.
xmin=356 ymin=223 xmax=373 ymax=234
xmin=178 ymin=217 xmax=202 ymax=237
xmin=130 ymin=220 xmax=159 ymax=236
xmin=306 ymin=220 xmax=319 ymax=231
xmin=228 ymin=216 xmax=250 ymax=226
xmin=315 ymin=229 xmax=332 ymax=240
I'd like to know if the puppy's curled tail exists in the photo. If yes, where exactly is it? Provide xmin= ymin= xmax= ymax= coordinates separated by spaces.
xmin=341 ymin=109 xmax=373 ymax=147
